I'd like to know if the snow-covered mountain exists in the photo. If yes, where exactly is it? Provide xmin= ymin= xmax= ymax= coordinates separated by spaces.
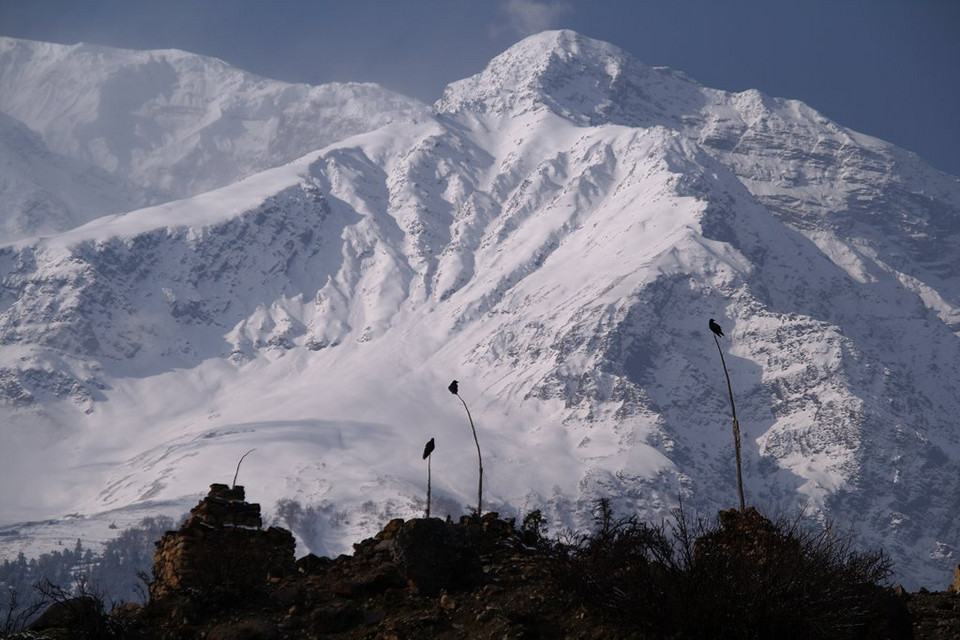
xmin=0 ymin=110 xmax=146 ymax=240
xmin=1 ymin=30 xmax=959 ymax=590
xmin=0 ymin=36 xmax=429 ymax=241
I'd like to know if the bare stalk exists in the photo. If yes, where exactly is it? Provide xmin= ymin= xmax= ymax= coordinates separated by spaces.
xmin=457 ymin=393 xmax=483 ymax=517
xmin=713 ymin=334 xmax=745 ymax=512
xmin=423 ymin=437 xmax=435 ymax=518
xmin=426 ymin=454 xmax=432 ymax=518
xmin=232 ymin=448 xmax=256 ymax=490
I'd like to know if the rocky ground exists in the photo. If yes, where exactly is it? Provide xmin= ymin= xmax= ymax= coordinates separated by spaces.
xmin=133 ymin=514 xmax=603 ymax=639
xmin=9 ymin=485 xmax=960 ymax=639
xmin=904 ymin=590 xmax=960 ymax=639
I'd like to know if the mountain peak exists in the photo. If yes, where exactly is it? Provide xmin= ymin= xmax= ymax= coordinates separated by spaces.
xmin=3 ymin=29 xmax=960 ymax=596
xmin=436 ymin=29 xmax=702 ymax=126
xmin=502 ymin=28 xmax=626 ymax=62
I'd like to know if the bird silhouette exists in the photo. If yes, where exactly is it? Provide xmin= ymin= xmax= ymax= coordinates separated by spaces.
xmin=448 ymin=380 xmax=459 ymax=395
xmin=422 ymin=437 xmax=435 ymax=459
xmin=709 ymin=318 xmax=724 ymax=337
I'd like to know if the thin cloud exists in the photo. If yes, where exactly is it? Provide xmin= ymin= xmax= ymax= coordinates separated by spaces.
xmin=492 ymin=0 xmax=574 ymax=38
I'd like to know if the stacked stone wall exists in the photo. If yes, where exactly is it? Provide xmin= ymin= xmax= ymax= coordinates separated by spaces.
xmin=149 ymin=484 xmax=295 ymax=602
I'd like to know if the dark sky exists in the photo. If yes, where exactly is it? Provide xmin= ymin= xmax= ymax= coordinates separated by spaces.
xmin=1 ymin=0 xmax=958 ymax=176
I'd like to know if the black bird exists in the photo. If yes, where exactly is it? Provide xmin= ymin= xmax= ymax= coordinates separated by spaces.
xmin=448 ymin=380 xmax=459 ymax=395
xmin=709 ymin=318 xmax=724 ymax=337
xmin=423 ymin=437 xmax=435 ymax=460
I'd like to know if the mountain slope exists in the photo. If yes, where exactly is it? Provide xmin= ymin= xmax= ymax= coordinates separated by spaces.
xmin=0 ymin=111 xmax=149 ymax=241
xmin=1 ymin=30 xmax=959 ymax=590
xmin=0 ymin=37 xmax=429 ymax=241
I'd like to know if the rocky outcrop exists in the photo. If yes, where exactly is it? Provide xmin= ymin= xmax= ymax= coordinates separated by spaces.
xmin=23 ymin=494 xmax=960 ymax=639
xmin=387 ymin=514 xmax=512 ymax=596
xmin=130 ymin=507 xmax=582 ymax=639
xmin=27 ymin=596 xmax=104 ymax=634
xmin=266 ymin=511 xmax=575 ymax=639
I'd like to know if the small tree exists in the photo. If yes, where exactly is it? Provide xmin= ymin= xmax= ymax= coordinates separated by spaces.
xmin=449 ymin=380 xmax=483 ymax=517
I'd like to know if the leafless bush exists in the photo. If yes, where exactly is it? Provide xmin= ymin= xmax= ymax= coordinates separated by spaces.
xmin=2 ymin=582 xmax=45 ymax=633
xmin=29 ymin=575 xmax=126 ymax=638
xmin=548 ymin=501 xmax=900 ymax=639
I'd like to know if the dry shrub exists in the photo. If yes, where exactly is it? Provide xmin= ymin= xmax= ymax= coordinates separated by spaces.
xmin=549 ymin=501 xmax=901 ymax=639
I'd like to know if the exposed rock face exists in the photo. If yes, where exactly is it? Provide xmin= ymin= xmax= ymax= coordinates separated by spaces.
xmin=149 ymin=484 xmax=295 ymax=602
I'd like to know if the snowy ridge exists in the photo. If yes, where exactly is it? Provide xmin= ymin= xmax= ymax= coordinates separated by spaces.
xmin=1 ymin=31 xmax=959 ymax=590
xmin=0 ymin=111 xmax=147 ymax=241
xmin=0 ymin=36 xmax=429 ymax=241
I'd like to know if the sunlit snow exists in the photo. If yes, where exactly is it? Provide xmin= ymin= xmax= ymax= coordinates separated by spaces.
xmin=1 ymin=30 xmax=959 ymax=591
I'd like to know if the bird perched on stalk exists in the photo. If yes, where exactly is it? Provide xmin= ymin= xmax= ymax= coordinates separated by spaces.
xmin=422 ymin=436 xmax=436 ymax=518
xmin=709 ymin=318 xmax=724 ymax=337
xmin=448 ymin=378 xmax=484 ymax=516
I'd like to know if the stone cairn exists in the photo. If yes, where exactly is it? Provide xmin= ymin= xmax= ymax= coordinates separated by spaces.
xmin=150 ymin=483 xmax=296 ymax=601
